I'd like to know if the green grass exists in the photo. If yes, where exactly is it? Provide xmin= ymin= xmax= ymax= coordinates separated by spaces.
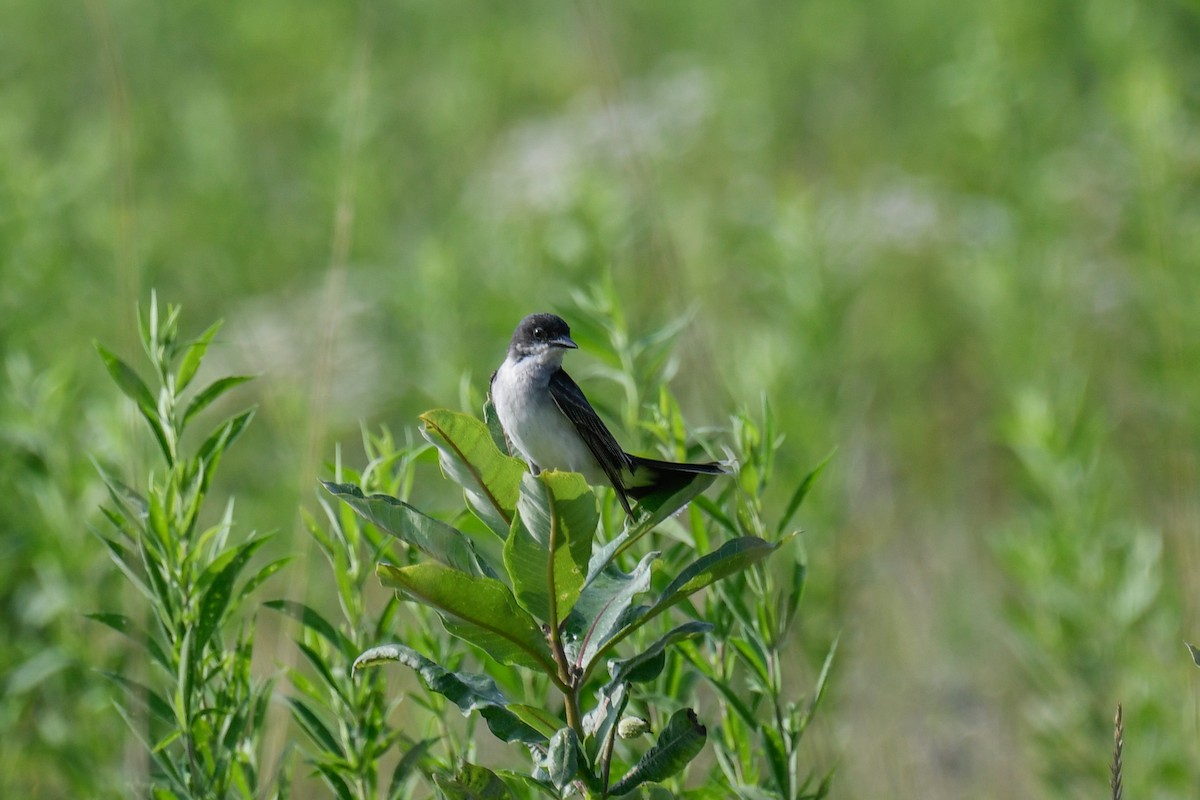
xmin=3 ymin=1 xmax=1199 ymax=797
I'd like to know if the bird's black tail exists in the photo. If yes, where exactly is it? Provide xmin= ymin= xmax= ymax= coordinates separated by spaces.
xmin=623 ymin=454 xmax=727 ymax=503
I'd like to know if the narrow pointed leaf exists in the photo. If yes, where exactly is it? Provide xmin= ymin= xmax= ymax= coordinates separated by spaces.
xmin=286 ymin=696 xmax=345 ymax=758
xmin=376 ymin=562 xmax=556 ymax=675
xmin=777 ymin=451 xmax=832 ymax=536
xmin=798 ymin=634 xmax=839 ymax=737
xmin=95 ymin=342 xmax=172 ymax=461
xmin=176 ymin=319 xmax=222 ymax=392
xmin=763 ymin=725 xmax=790 ymax=796
xmin=1188 ymin=642 xmax=1200 ymax=668
xmin=420 ymin=409 xmax=526 ymax=537
xmin=609 ymin=708 xmax=707 ymax=795
xmin=503 ymin=471 xmax=596 ymax=624
xmin=99 ymin=671 xmax=175 ymax=726
xmin=354 ymin=644 xmax=546 ymax=746
xmin=264 ymin=599 xmax=357 ymax=658
xmin=193 ymin=537 xmax=269 ymax=652
xmin=323 ymin=481 xmax=494 ymax=577
xmin=183 ymin=375 xmax=253 ymax=428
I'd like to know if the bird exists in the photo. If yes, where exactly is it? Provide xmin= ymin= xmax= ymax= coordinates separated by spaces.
xmin=490 ymin=312 xmax=725 ymax=516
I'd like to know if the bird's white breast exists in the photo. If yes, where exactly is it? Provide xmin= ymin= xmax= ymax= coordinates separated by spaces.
xmin=492 ymin=356 xmax=605 ymax=483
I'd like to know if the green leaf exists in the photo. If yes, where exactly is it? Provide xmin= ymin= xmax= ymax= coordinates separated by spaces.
xmin=99 ymin=671 xmax=175 ymax=725
xmin=1188 ymin=642 xmax=1200 ymax=668
xmin=615 ymin=471 xmax=719 ymax=560
xmin=539 ymin=728 xmax=578 ymax=792
xmin=609 ymin=708 xmax=707 ymax=796
xmin=95 ymin=341 xmax=173 ymax=463
xmin=564 ymin=551 xmax=656 ymax=673
xmin=264 ymin=599 xmax=357 ymax=658
xmin=503 ymin=471 xmax=596 ymax=625
xmin=506 ymin=704 xmax=564 ymax=740
xmin=376 ymin=563 xmax=556 ymax=676
xmin=763 ymin=725 xmax=790 ymax=797
xmin=605 ymin=621 xmax=712 ymax=688
xmin=193 ymin=537 xmax=269 ymax=652
xmin=354 ymin=644 xmax=546 ymax=746
xmin=593 ymin=537 xmax=781 ymax=668
xmin=653 ymin=536 xmax=781 ymax=617
xmin=420 ymin=409 xmax=526 ymax=537
xmin=183 ymin=375 xmax=254 ymax=428
xmin=390 ymin=738 xmax=437 ymax=795
xmin=797 ymin=634 xmax=839 ymax=737
xmin=176 ymin=319 xmax=223 ymax=392
xmin=197 ymin=408 xmax=255 ymax=494
xmin=434 ymin=763 xmax=513 ymax=799
xmin=286 ymin=696 xmax=345 ymax=759
xmin=777 ymin=451 xmax=832 ymax=536
xmin=581 ymin=681 xmax=627 ymax=742
xmin=323 ymin=481 xmax=495 ymax=578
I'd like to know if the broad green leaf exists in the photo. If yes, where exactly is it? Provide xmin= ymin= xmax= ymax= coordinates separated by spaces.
xmin=777 ymin=450 xmax=833 ymax=536
xmin=420 ymin=409 xmax=526 ymax=537
xmin=564 ymin=551 xmax=656 ymax=672
xmin=376 ymin=563 xmax=556 ymax=676
xmin=482 ymin=397 xmax=509 ymax=454
xmin=609 ymin=708 xmax=707 ymax=796
xmin=183 ymin=375 xmax=254 ymax=428
xmin=615 ymin=471 xmax=719 ymax=560
xmin=653 ymin=536 xmax=781 ymax=617
xmin=323 ymin=481 xmax=495 ymax=578
xmin=354 ymin=644 xmax=546 ymax=746
xmin=503 ymin=471 xmax=596 ymax=625
xmin=581 ymin=680 xmax=627 ymax=742
xmin=539 ymin=728 xmax=579 ymax=792
xmin=434 ymin=763 xmax=512 ymax=800
xmin=593 ymin=537 xmax=781 ymax=667
xmin=176 ymin=319 xmax=222 ymax=392
xmin=193 ymin=537 xmax=269 ymax=652
xmin=605 ymin=621 xmax=712 ymax=688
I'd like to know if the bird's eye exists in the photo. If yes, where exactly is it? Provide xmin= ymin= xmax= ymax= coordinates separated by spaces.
xmin=533 ymin=327 xmax=545 ymax=339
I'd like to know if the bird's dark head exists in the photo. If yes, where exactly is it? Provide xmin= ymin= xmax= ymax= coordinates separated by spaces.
xmin=508 ymin=312 xmax=578 ymax=361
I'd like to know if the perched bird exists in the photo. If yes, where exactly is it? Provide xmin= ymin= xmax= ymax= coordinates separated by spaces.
xmin=490 ymin=312 xmax=724 ymax=515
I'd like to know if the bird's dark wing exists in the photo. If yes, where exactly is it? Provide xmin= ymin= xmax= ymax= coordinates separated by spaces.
xmin=547 ymin=368 xmax=633 ymax=498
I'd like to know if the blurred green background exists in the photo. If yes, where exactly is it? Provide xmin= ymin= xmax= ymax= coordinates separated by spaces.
xmin=3 ymin=0 xmax=1199 ymax=796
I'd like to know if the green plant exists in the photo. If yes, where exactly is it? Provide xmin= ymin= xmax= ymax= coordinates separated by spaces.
xmin=91 ymin=294 xmax=287 ymax=798
xmin=320 ymin=308 xmax=834 ymax=798
xmin=268 ymin=427 xmax=459 ymax=800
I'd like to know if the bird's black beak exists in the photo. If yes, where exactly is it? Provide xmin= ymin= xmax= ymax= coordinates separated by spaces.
xmin=552 ymin=334 xmax=578 ymax=350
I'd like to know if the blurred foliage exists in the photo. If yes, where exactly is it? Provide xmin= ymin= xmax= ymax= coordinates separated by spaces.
xmin=3 ymin=0 xmax=1200 ymax=796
